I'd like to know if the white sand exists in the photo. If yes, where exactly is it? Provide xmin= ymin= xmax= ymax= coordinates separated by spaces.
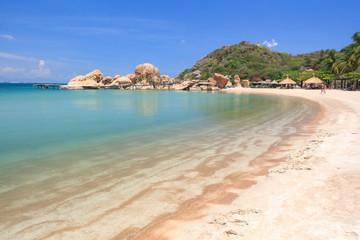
xmin=138 ymin=88 xmax=360 ymax=240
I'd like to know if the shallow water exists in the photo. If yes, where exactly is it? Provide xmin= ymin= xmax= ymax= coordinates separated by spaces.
xmin=0 ymin=84 xmax=317 ymax=239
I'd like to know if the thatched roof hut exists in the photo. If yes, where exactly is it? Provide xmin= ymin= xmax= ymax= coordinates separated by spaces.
xmin=304 ymin=73 xmax=323 ymax=85
xmin=279 ymin=75 xmax=297 ymax=85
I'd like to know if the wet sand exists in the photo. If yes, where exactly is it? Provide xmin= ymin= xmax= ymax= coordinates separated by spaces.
xmin=134 ymin=88 xmax=360 ymax=239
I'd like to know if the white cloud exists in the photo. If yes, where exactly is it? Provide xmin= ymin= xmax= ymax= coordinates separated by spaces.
xmin=30 ymin=60 xmax=51 ymax=77
xmin=0 ymin=52 xmax=37 ymax=62
xmin=0 ymin=66 xmax=25 ymax=73
xmin=0 ymin=52 xmax=51 ymax=78
xmin=262 ymin=39 xmax=279 ymax=48
xmin=39 ymin=60 xmax=45 ymax=67
xmin=1 ymin=34 xmax=15 ymax=40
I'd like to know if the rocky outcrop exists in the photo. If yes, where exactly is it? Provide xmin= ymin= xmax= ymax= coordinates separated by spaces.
xmin=135 ymin=63 xmax=160 ymax=82
xmin=184 ymin=70 xmax=202 ymax=79
xmin=173 ymin=80 xmax=193 ymax=90
xmin=188 ymin=80 xmax=221 ymax=91
xmin=211 ymin=73 xmax=229 ymax=88
xmin=85 ymin=70 xmax=103 ymax=83
xmin=102 ymin=76 xmax=113 ymax=85
xmin=149 ymin=76 xmax=161 ymax=84
xmin=68 ymin=70 xmax=103 ymax=86
xmin=193 ymin=55 xmax=211 ymax=69
xmin=110 ymin=76 xmax=132 ymax=85
xmin=234 ymin=75 xmax=242 ymax=87
xmin=161 ymin=75 xmax=171 ymax=83
xmin=192 ymin=70 xmax=201 ymax=79
xmin=126 ymin=74 xmax=136 ymax=84
xmin=225 ymin=81 xmax=233 ymax=87
xmin=68 ymin=75 xmax=88 ymax=86
xmin=113 ymin=75 xmax=122 ymax=81
xmin=208 ymin=77 xmax=216 ymax=86
xmin=242 ymin=80 xmax=250 ymax=88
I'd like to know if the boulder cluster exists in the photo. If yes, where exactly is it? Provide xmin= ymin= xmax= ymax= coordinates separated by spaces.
xmin=66 ymin=63 xmax=173 ymax=89
xmin=65 ymin=63 xmax=245 ymax=91
xmin=172 ymin=73 xmax=243 ymax=91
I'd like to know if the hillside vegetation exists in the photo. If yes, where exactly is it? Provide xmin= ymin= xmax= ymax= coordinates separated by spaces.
xmin=178 ymin=33 xmax=360 ymax=82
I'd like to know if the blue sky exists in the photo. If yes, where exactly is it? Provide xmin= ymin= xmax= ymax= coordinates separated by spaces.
xmin=0 ymin=0 xmax=359 ymax=83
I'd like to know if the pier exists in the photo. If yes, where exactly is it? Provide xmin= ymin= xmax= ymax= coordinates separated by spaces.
xmin=33 ymin=84 xmax=61 ymax=89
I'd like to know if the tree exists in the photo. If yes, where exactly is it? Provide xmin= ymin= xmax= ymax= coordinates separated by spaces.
xmin=347 ymin=32 xmax=360 ymax=72
xmin=249 ymin=71 xmax=261 ymax=81
xmin=268 ymin=71 xmax=283 ymax=80
xmin=336 ymin=32 xmax=360 ymax=76
xmin=321 ymin=49 xmax=337 ymax=73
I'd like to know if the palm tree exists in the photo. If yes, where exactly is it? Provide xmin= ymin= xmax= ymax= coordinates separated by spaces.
xmin=348 ymin=32 xmax=360 ymax=72
xmin=338 ymin=32 xmax=360 ymax=75
xmin=321 ymin=49 xmax=338 ymax=73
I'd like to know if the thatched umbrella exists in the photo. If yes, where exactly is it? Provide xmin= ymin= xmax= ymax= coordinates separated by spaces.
xmin=304 ymin=73 xmax=323 ymax=85
xmin=270 ymin=80 xmax=279 ymax=84
xmin=279 ymin=75 xmax=297 ymax=85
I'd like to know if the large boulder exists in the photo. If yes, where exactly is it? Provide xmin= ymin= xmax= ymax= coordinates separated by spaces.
xmin=68 ymin=70 xmax=103 ymax=86
xmin=242 ymin=80 xmax=250 ymax=88
xmin=85 ymin=70 xmax=103 ymax=83
xmin=68 ymin=76 xmax=97 ymax=86
xmin=192 ymin=70 xmax=201 ymax=79
xmin=126 ymin=74 xmax=136 ymax=84
xmin=161 ymin=75 xmax=171 ymax=83
xmin=234 ymin=75 xmax=242 ymax=88
xmin=212 ymin=73 xmax=229 ymax=88
xmin=110 ymin=76 xmax=132 ymax=85
xmin=135 ymin=63 xmax=160 ymax=82
xmin=68 ymin=75 xmax=87 ymax=86
xmin=184 ymin=70 xmax=201 ymax=79
xmin=113 ymin=75 xmax=122 ymax=81
xmin=149 ymin=76 xmax=162 ymax=84
xmin=208 ymin=77 xmax=216 ymax=86
xmin=173 ymin=80 xmax=193 ymax=90
xmin=102 ymin=76 xmax=113 ymax=85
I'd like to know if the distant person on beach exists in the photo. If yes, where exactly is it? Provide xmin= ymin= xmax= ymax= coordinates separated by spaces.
xmin=321 ymin=84 xmax=327 ymax=94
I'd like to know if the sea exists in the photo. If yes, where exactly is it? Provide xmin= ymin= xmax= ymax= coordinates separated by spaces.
xmin=0 ymin=83 xmax=319 ymax=239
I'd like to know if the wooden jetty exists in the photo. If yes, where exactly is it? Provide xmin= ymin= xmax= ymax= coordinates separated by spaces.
xmin=33 ymin=84 xmax=61 ymax=89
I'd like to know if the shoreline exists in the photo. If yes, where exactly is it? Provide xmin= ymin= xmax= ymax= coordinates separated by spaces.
xmin=2 ymin=88 xmax=360 ymax=239
xmin=128 ymin=88 xmax=360 ymax=239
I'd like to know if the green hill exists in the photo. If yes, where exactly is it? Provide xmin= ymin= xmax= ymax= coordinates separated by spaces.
xmin=178 ymin=41 xmax=328 ymax=81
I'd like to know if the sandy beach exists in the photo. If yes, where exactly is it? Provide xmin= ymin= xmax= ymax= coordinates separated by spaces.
xmin=1 ymin=88 xmax=360 ymax=240
xmin=130 ymin=88 xmax=360 ymax=240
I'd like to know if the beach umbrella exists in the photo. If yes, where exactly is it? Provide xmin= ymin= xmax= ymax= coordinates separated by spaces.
xmin=279 ymin=75 xmax=297 ymax=85
xmin=256 ymin=81 xmax=268 ymax=84
xmin=304 ymin=73 xmax=323 ymax=85
xmin=270 ymin=80 xmax=279 ymax=84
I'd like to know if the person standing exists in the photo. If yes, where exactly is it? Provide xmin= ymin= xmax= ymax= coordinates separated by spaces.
xmin=321 ymin=84 xmax=327 ymax=94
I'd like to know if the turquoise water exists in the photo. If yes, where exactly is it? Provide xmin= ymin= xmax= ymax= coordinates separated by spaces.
xmin=0 ymin=84 xmax=317 ymax=239
xmin=0 ymin=84 xmax=306 ymax=165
